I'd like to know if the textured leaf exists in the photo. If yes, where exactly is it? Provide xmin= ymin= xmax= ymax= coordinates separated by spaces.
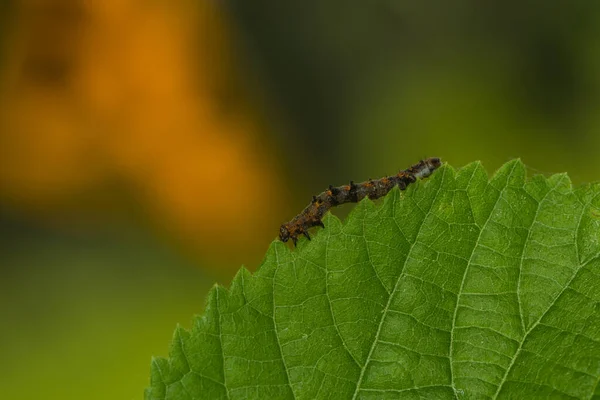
xmin=146 ymin=160 xmax=600 ymax=399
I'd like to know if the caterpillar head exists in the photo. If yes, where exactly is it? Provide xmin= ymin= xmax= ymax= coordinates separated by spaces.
xmin=279 ymin=224 xmax=291 ymax=243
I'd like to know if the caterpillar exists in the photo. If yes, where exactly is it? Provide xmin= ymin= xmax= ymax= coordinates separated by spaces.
xmin=279 ymin=157 xmax=442 ymax=245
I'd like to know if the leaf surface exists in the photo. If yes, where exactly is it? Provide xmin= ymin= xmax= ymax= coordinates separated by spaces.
xmin=146 ymin=160 xmax=600 ymax=399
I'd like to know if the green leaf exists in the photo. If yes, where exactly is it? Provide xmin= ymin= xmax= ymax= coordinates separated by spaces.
xmin=146 ymin=160 xmax=600 ymax=399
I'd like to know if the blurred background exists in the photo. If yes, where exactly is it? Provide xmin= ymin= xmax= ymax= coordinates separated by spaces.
xmin=2 ymin=1 xmax=600 ymax=398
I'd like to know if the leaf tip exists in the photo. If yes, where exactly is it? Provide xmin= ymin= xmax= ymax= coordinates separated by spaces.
xmin=229 ymin=265 xmax=251 ymax=292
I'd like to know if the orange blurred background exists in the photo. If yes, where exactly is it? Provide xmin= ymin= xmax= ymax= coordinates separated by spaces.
xmin=4 ymin=1 xmax=600 ymax=399
xmin=0 ymin=1 xmax=290 ymax=399
xmin=0 ymin=0 xmax=287 ymax=268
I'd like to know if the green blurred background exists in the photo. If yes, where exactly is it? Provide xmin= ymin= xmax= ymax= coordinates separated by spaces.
xmin=2 ymin=1 xmax=600 ymax=399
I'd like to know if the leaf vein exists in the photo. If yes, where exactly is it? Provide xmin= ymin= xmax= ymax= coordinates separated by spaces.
xmin=449 ymin=161 xmax=520 ymax=395
xmin=351 ymin=167 xmax=447 ymax=399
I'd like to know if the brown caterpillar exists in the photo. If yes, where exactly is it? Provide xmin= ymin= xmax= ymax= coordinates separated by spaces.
xmin=279 ymin=157 xmax=442 ymax=245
